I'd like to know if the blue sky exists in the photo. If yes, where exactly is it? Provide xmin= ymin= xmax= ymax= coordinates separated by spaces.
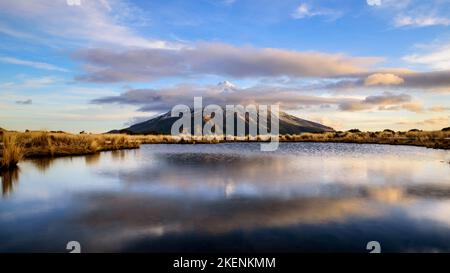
xmin=0 ymin=0 xmax=449 ymax=132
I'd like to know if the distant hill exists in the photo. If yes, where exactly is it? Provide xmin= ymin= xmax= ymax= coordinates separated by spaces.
xmin=110 ymin=107 xmax=334 ymax=135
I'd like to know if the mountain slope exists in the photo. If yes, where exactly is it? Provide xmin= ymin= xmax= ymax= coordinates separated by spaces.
xmin=110 ymin=108 xmax=334 ymax=135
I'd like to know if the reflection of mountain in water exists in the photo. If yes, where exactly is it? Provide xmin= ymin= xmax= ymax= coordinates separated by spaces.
xmin=66 ymin=149 xmax=450 ymax=251
xmin=72 ymin=183 xmax=450 ymax=252
xmin=1 ymin=144 xmax=450 ymax=252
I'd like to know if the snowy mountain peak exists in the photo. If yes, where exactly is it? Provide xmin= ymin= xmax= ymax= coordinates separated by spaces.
xmin=217 ymin=80 xmax=238 ymax=94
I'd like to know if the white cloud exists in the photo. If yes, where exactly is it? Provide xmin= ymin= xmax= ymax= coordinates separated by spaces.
xmin=91 ymin=82 xmax=425 ymax=115
xmin=367 ymin=0 xmax=450 ymax=28
xmin=292 ymin=4 xmax=313 ymax=19
xmin=73 ymin=43 xmax=381 ymax=82
xmin=429 ymin=105 xmax=450 ymax=112
xmin=0 ymin=0 xmax=178 ymax=49
xmin=0 ymin=76 xmax=57 ymax=90
xmin=20 ymin=77 xmax=57 ymax=89
xmin=321 ymin=70 xmax=450 ymax=92
xmin=397 ymin=117 xmax=450 ymax=127
xmin=0 ymin=56 xmax=69 ymax=72
xmin=338 ymin=92 xmax=413 ymax=112
xmin=0 ymin=24 xmax=41 ymax=41
xmin=364 ymin=73 xmax=404 ymax=86
xmin=98 ymin=0 xmax=112 ymax=11
xmin=291 ymin=3 xmax=340 ymax=20
xmin=401 ymin=102 xmax=423 ymax=113
xmin=404 ymin=45 xmax=450 ymax=70
xmin=366 ymin=0 xmax=382 ymax=7
xmin=394 ymin=15 xmax=450 ymax=27
xmin=91 ymin=82 xmax=359 ymax=112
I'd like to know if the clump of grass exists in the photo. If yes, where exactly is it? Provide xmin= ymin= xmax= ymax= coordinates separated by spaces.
xmin=1 ymin=133 xmax=24 ymax=170
xmin=2 ymin=131 xmax=140 ymax=159
xmin=89 ymin=140 xmax=99 ymax=152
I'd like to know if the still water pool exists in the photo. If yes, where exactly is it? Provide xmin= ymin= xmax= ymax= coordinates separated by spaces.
xmin=1 ymin=143 xmax=450 ymax=252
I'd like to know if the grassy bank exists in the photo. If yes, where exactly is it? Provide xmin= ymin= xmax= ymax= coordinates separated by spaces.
xmin=279 ymin=130 xmax=450 ymax=149
xmin=0 ymin=131 xmax=139 ymax=170
xmin=1 ymin=129 xmax=449 ymax=170
xmin=131 ymin=129 xmax=450 ymax=149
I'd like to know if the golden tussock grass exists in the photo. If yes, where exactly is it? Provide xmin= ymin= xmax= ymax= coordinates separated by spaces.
xmin=277 ymin=130 xmax=450 ymax=149
xmin=0 ymin=134 xmax=24 ymax=170
xmin=130 ymin=129 xmax=450 ymax=149
xmin=1 ymin=131 xmax=140 ymax=169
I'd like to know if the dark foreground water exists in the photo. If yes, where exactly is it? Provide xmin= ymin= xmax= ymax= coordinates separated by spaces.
xmin=1 ymin=143 xmax=450 ymax=253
